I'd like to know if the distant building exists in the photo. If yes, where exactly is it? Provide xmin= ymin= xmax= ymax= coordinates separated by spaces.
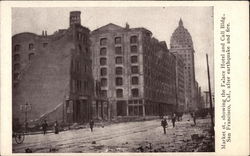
xmin=170 ymin=19 xmax=196 ymax=111
xmin=12 ymin=11 xmax=94 ymax=125
xmin=91 ymin=23 xmax=177 ymax=118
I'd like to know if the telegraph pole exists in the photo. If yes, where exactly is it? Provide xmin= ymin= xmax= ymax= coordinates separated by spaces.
xmin=206 ymin=54 xmax=214 ymax=131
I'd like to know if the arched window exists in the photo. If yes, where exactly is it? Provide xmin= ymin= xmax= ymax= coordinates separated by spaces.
xmin=100 ymin=38 xmax=107 ymax=46
xmin=29 ymin=53 xmax=34 ymax=61
xmin=101 ymin=78 xmax=107 ymax=87
xmin=115 ymin=57 xmax=123 ymax=64
xmin=131 ymin=76 xmax=139 ymax=85
xmin=115 ymin=37 xmax=121 ymax=44
xmin=115 ymin=67 xmax=123 ymax=75
xmin=131 ymin=45 xmax=138 ymax=53
xmin=100 ymin=57 xmax=107 ymax=65
xmin=131 ymin=56 xmax=138 ymax=63
xmin=13 ymin=54 xmax=20 ymax=61
xmin=116 ymin=77 xmax=123 ymax=86
xmin=131 ymin=66 xmax=139 ymax=74
xmin=29 ymin=43 xmax=34 ymax=50
xmin=14 ymin=63 xmax=20 ymax=71
xmin=14 ymin=44 xmax=20 ymax=51
xmin=100 ymin=68 xmax=107 ymax=76
xmin=132 ymin=88 xmax=139 ymax=97
xmin=101 ymin=90 xmax=107 ymax=98
xmin=100 ymin=48 xmax=107 ymax=56
xmin=116 ymin=89 xmax=123 ymax=98
xmin=130 ymin=36 xmax=138 ymax=43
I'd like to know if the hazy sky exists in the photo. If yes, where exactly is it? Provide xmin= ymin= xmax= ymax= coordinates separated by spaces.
xmin=12 ymin=7 xmax=214 ymax=92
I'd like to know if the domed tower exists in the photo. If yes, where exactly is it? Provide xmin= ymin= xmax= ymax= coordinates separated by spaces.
xmin=170 ymin=18 xmax=196 ymax=111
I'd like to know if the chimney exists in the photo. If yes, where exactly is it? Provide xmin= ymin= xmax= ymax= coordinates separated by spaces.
xmin=69 ymin=11 xmax=81 ymax=27
xmin=45 ymin=30 xmax=47 ymax=36
xmin=42 ymin=30 xmax=44 ymax=36
xmin=125 ymin=22 xmax=130 ymax=29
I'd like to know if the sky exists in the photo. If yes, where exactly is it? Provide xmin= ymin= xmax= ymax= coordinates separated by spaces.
xmin=12 ymin=7 xmax=214 ymax=92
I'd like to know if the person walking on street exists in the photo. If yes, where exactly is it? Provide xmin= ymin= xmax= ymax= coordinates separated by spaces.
xmin=42 ymin=120 xmax=48 ymax=135
xmin=172 ymin=113 xmax=176 ymax=128
xmin=54 ymin=121 xmax=59 ymax=134
xmin=89 ymin=120 xmax=94 ymax=132
xmin=161 ymin=117 xmax=168 ymax=134
xmin=192 ymin=112 xmax=196 ymax=126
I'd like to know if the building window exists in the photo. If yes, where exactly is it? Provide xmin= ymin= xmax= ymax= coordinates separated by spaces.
xmin=84 ymin=81 xmax=88 ymax=91
xmin=116 ymin=89 xmax=123 ymax=98
xmin=100 ymin=57 xmax=107 ymax=65
xmin=131 ymin=76 xmax=139 ymax=85
xmin=115 ymin=57 xmax=123 ymax=64
xmin=101 ymin=78 xmax=107 ymax=87
xmin=130 ymin=45 xmax=138 ymax=53
xmin=116 ymin=77 xmax=123 ymax=86
xmin=130 ymin=36 xmax=138 ymax=43
xmin=131 ymin=66 xmax=139 ymax=74
xmin=101 ymin=90 xmax=107 ymax=98
xmin=86 ymin=48 xmax=89 ymax=55
xmin=132 ymin=88 xmax=139 ymax=97
xmin=115 ymin=46 xmax=122 ymax=55
xmin=14 ymin=63 xmax=20 ymax=71
xmin=14 ymin=44 xmax=20 ymax=51
xmin=115 ymin=37 xmax=121 ymax=44
xmin=115 ymin=67 xmax=123 ymax=75
xmin=13 ymin=54 xmax=20 ymax=61
xmin=100 ymin=48 xmax=107 ymax=56
xmin=100 ymin=68 xmax=107 ymax=76
xmin=29 ymin=43 xmax=34 ymax=50
xmin=43 ymin=43 xmax=48 ymax=48
xmin=100 ymin=38 xmax=107 ymax=46
xmin=29 ymin=53 xmax=34 ymax=61
xmin=78 ymin=44 xmax=82 ymax=52
xmin=131 ymin=56 xmax=138 ymax=63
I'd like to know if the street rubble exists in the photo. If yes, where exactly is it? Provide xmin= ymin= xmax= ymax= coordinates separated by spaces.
xmin=13 ymin=115 xmax=214 ymax=153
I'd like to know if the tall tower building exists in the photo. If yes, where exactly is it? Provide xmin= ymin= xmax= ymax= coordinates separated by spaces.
xmin=170 ymin=19 xmax=196 ymax=111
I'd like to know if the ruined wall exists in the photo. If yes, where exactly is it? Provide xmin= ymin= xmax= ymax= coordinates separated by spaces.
xmin=12 ymin=30 xmax=74 ymax=123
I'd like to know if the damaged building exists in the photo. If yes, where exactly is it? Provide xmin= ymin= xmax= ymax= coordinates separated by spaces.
xmin=12 ymin=11 xmax=94 ymax=126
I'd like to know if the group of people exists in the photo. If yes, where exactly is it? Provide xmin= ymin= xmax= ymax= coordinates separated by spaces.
xmin=41 ymin=119 xmax=95 ymax=135
xmin=161 ymin=112 xmax=196 ymax=134
xmin=41 ymin=120 xmax=59 ymax=135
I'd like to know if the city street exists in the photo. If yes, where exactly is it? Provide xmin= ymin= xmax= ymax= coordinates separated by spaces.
xmin=13 ymin=115 xmax=214 ymax=153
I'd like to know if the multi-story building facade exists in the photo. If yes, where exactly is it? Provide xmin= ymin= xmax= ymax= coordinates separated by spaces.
xmin=91 ymin=23 xmax=177 ymax=118
xmin=170 ymin=19 xmax=196 ymax=111
xmin=12 ymin=11 xmax=94 ymax=126
xmin=172 ymin=53 xmax=185 ymax=112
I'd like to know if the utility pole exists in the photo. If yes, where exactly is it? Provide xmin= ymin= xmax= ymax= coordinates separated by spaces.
xmin=206 ymin=54 xmax=214 ymax=131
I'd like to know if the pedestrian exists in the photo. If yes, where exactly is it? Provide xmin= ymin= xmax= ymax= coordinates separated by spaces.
xmin=192 ymin=112 xmax=196 ymax=126
xmin=89 ymin=120 xmax=94 ymax=132
xmin=42 ymin=120 xmax=48 ymax=135
xmin=54 ymin=121 xmax=59 ymax=134
xmin=161 ymin=117 xmax=168 ymax=134
xmin=172 ymin=113 xmax=176 ymax=128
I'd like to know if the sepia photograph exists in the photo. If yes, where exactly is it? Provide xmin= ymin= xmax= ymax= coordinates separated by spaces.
xmin=11 ymin=7 xmax=215 ymax=153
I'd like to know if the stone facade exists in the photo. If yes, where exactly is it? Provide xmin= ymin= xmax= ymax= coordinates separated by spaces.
xmin=12 ymin=11 xmax=93 ymax=126
xmin=170 ymin=19 xmax=196 ymax=111
xmin=91 ymin=23 xmax=177 ymax=118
